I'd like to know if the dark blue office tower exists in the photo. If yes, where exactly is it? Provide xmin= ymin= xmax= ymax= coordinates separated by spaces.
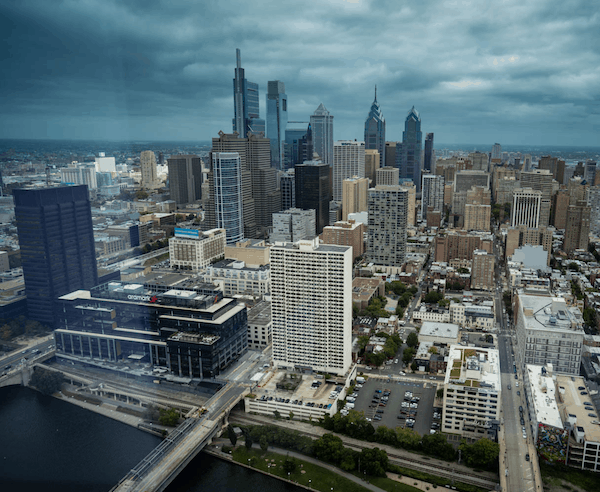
xmin=364 ymin=86 xmax=386 ymax=167
xmin=13 ymin=185 xmax=98 ymax=326
xmin=397 ymin=106 xmax=422 ymax=191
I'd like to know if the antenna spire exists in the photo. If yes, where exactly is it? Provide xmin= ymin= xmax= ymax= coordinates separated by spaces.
xmin=374 ymin=85 xmax=377 ymax=102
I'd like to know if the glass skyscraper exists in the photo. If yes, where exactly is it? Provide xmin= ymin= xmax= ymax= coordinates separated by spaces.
xmin=212 ymin=152 xmax=244 ymax=244
xmin=232 ymin=49 xmax=264 ymax=137
xmin=397 ymin=106 xmax=422 ymax=191
xmin=13 ymin=185 xmax=98 ymax=326
xmin=424 ymin=132 xmax=434 ymax=173
xmin=266 ymin=80 xmax=288 ymax=170
xmin=364 ymin=86 xmax=385 ymax=168
xmin=310 ymin=104 xmax=334 ymax=166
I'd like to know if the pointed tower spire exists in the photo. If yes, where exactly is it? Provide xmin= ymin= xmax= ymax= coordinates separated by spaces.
xmin=374 ymin=85 xmax=377 ymax=102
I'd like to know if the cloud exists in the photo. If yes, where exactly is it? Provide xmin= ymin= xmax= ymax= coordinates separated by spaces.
xmin=0 ymin=0 xmax=599 ymax=145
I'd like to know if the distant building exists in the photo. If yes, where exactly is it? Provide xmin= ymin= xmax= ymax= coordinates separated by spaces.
xmin=266 ymin=80 xmax=288 ymax=170
xmin=13 ymin=185 xmax=98 ymax=326
xmin=333 ymin=140 xmax=365 ymax=202
xmin=233 ymin=48 xmax=264 ymax=137
xmin=322 ymin=220 xmax=366 ymax=261
xmin=421 ymin=174 xmax=444 ymax=222
xmin=60 ymin=163 xmax=97 ymax=189
xmin=468 ymin=151 xmax=488 ymax=172
xmin=168 ymin=228 xmax=226 ymax=271
xmin=511 ymin=188 xmax=543 ymax=228
xmin=295 ymin=160 xmax=331 ymax=234
xmin=342 ymin=176 xmax=368 ymax=221
xmin=491 ymin=143 xmax=502 ymax=160
xmin=280 ymin=169 xmax=295 ymax=210
xmin=95 ymin=152 xmax=116 ymax=172
xmin=364 ymin=87 xmax=386 ymax=167
xmin=310 ymin=104 xmax=334 ymax=166
xmin=563 ymin=201 xmax=591 ymax=253
xmin=140 ymin=151 xmax=159 ymax=190
xmin=376 ymin=166 xmax=399 ymax=186
xmin=271 ymin=208 xmax=316 ymax=243
xmin=364 ymin=149 xmax=380 ymax=186
xmin=167 ymin=154 xmax=202 ymax=205
xmin=454 ymin=170 xmax=490 ymax=193
xmin=397 ymin=107 xmax=422 ymax=191
xmin=423 ymin=133 xmax=434 ymax=173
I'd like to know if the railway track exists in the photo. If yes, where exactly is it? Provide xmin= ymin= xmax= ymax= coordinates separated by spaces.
xmin=231 ymin=413 xmax=499 ymax=490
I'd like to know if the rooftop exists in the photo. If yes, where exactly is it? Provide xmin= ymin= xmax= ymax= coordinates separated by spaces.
xmin=519 ymin=294 xmax=582 ymax=333
xmin=248 ymin=300 xmax=271 ymax=326
xmin=556 ymin=374 xmax=600 ymax=443
xmin=525 ymin=364 xmax=563 ymax=430
xmin=445 ymin=345 xmax=501 ymax=391
xmin=420 ymin=321 xmax=459 ymax=340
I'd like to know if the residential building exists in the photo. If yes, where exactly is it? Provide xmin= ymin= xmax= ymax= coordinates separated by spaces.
xmin=322 ymin=220 xmax=366 ymax=261
xmin=376 ymin=166 xmax=399 ymax=186
xmin=233 ymin=48 xmax=264 ymax=137
xmin=471 ymin=250 xmax=495 ymax=291
xmin=514 ymin=293 xmax=584 ymax=375
xmin=13 ymin=185 xmax=98 ymax=326
xmin=295 ymin=160 xmax=331 ymax=234
xmin=511 ymin=188 xmax=543 ymax=228
xmin=204 ymin=259 xmax=270 ymax=297
xmin=367 ymin=185 xmax=408 ymax=267
xmin=563 ymin=201 xmax=591 ymax=253
xmin=449 ymin=303 xmax=494 ymax=331
xmin=503 ymin=225 xmax=554 ymax=261
xmin=351 ymin=277 xmax=385 ymax=310
xmin=364 ymin=149 xmax=380 ymax=186
xmin=588 ymin=187 xmax=600 ymax=236
xmin=266 ymin=80 xmax=288 ymax=170
xmin=491 ymin=143 xmax=502 ymax=160
xmin=454 ymin=170 xmax=490 ymax=193
xmin=342 ymin=176 xmax=368 ymax=221
xmin=271 ymin=208 xmax=316 ymax=243
xmin=95 ymin=152 xmax=116 ymax=172
xmin=443 ymin=345 xmax=501 ymax=442
xmin=167 ymin=154 xmax=202 ymax=205
xmin=310 ymin=104 xmax=334 ymax=166
xmin=464 ymin=203 xmax=491 ymax=231
xmin=333 ymin=140 xmax=365 ymax=202
xmin=60 ymin=163 xmax=97 ymax=190
xmin=434 ymin=231 xmax=493 ymax=263
xmin=140 ymin=150 xmax=159 ymax=190
xmin=423 ymin=133 xmax=434 ymax=173
xmin=468 ymin=151 xmax=488 ymax=172
xmin=421 ymin=174 xmax=444 ymax=222
xmin=168 ymin=228 xmax=226 ymax=271
xmin=211 ymin=152 xmax=244 ymax=244
xmin=270 ymin=239 xmax=353 ymax=375
xmin=552 ymin=190 xmax=570 ymax=229
xmin=364 ymin=87 xmax=385 ymax=167
xmin=247 ymin=300 xmax=272 ymax=350
xmin=521 ymin=169 xmax=554 ymax=227
xmin=397 ymin=106 xmax=422 ymax=191
xmin=55 ymin=282 xmax=247 ymax=379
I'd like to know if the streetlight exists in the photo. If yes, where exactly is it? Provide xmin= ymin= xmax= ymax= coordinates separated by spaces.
xmin=308 ymin=479 xmax=311 ymax=488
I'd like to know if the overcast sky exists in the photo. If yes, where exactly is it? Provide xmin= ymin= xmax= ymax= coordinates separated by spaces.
xmin=1 ymin=0 xmax=599 ymax=146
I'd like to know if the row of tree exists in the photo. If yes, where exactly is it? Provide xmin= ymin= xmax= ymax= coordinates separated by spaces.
xmin=0 ymin=316 xmax=50 ymax=341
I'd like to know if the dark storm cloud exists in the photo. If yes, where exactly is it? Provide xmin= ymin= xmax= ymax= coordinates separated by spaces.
xmin=0 ymin=0 xmax=599 ymax=145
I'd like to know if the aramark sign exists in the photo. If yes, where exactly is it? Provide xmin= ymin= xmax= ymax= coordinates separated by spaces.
xmin=127 ymin=295 xmax=158 ymax=303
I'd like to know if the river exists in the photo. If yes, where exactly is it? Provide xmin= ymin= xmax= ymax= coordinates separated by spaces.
xmin=0 ymin=386 xmax=300 ymax=492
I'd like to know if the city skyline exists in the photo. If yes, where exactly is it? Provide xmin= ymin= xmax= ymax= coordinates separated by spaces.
xmin=1 ymin=1 xmax=599 ymax=146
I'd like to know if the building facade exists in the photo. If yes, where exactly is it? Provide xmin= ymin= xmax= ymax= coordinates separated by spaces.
xmin=233 ymin=48 xmax=264 ymax=137
xmin=270 ymin=239 xmax=353 ymax=375
xmin=295 ymin=160 xmax=331 ymax=234
xmin=333 ymin=140 xmax=365 ymax=202
xmin=423 ymin=132 xmax=434 ymax=173
xmin=563 ymin=201 xmax=591 ymax=253
xmin=397 ymin=107 xmax=422 ymax=191
xmin=266 ymin=80 xmax=288 ymax=170
xmin=167 ymin=155 xmax=202 ymax=205
xmin=511 ymin=188 xmax=543 ymax=228
xmin=211 ymin=152 xmax=244 ymax=244
xmin=364 ymin=149 xmax=380 ymax=186
xmin=376 ymin=166 xmax=399 ymax=186
xmin=342 ymin=176 xmax=368 ymax=221
xmin=421 ymin=173 xmax=444 ymax=221
xmin=271 ymin=208 xmax=316 ymax=243
xmin=140 ymin=150 xmax=159 ymax=190
xmin=310 ymin=104 xmax=334 ymax=166
xmin=13 ymin=185 xmax=98 ymax=326
xmin=471 ymin=250 xmax=495 ymax=291
xmin=364 ymin=87 xmax=385 ymax=168
xmin=204 ymin=260 xmax=270 ymax=297
xmin=322 ymin=220 xmax=366 ymax=261
xmin=169 ymin=228 xmax=226 ymax=271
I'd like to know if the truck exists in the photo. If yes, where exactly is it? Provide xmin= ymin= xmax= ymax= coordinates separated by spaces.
xmin=356 ymin=376 xmax=365 ymax=384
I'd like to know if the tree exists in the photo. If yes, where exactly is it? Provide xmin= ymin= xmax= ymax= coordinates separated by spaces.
xmin=313 ymin=433 xmax=345 ymax=464
xmin=365 ymin=351 xmax=386 ymax=367
xmin=406 ymin=332 xmax=419 ymax=348
xmin=424 ymin=291 xmax=443 ymax=304
xmin=245 ymin=433 xmax=253 ymax=450
xmin=158 ymin=408 xmax=180 ymax=426
xmin=29 ymin=367 xmax=63 ymax=395
xmin=259 ymin=434 xmax=268 ymax=451
xmin=410 ymin=361 xmax=417 ymax=372
xmin=135 ymin=190 xmax=149 ymax=200
xmin=283 ymin=456 xmax=297 ymax=474
xmin=460 ymin=438 xmax=499 ymax=468
xmin=421 ymin=432 xmax=456 ymax=461
xmin=273 ymin=410 xmax=281 ymax=419
xmin=228 ymin=424 xmax=238 ymax=446
xmin=436 ymin=388 xmax=444 ymax=399
xmin=402 ymin=347 xmax=415 ymax=366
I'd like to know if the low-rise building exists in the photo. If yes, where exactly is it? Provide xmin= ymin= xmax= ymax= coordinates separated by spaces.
xmin=419 ymin=321 xmax=460 ymax=345
xmin=412 ymin=306 xmax=451 ymax=323
xmin=247 ymin=300 xmax=272 ymax=350
xmin=224 ymin=239 xmax=270 ymax=266
xmin=450 ymin=303 xmax=495 ymax=331
xmin=169 ymin=228 xmax=226 ymax=271
xmin=204 ymin=259 xmax=270 ymax=297
xmin=352 ymin=277 xmax=385 ymax=311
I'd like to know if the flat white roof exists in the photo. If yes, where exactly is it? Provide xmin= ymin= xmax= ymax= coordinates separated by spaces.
xmin=525 ymin=364 xmax=563 ymax=430
xmin=445 ymin=345 xmax=501 ymax=391
xmin=420 ymin=321 xmax=459 ymax=339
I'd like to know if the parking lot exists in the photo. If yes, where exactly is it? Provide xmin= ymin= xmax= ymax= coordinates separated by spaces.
xmin=350 ymin=376 xmax=437 ymax=436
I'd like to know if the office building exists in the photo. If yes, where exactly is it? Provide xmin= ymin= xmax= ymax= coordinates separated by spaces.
xmin=342 ymin=176 xmax=368 ymax=221
xmin=322 ymin=220 xmax=365 ymax=261
xmin=224 ymin=239 xmax=270 ymax=266
xmin=585 ymin=160 xmax=597 ymax=185
xmin=442 ymin=345 xmax=500 ymax=442
xmin=95 ymin=152 xmax=116 ymax=172
xmin=376 ymin=166 xmax=399 ymax=186
xmin=233 ymin=48 xmax=264 ymax=137
xmin=421 ymin=174 xmax=444 ymax=221
xmin=364 ymin=87 xmax=385 ymax=167
xmin=520 ymin=169 xmax=553 ymax=227
xmin=140 ymin=150 xmax=159 ymax=190
xmin=284 ymin=123 xmax=312 ymax=170
xmin=468 ymin=151 xmax=488 ymax=172
xmin=367 ymin=185 xmax=408 ymax=266
xmin=539 ymin=155 xmax=559 ymax=179
xmin=167 ymin=155 xmax=202 ymax=205
xmin=270 ymin=238 xmax=353 ymax=375
xmin=423 ymin=133 xmax=434 ymax=173
xmin=514 ymin=293 xmax=584 ymax=375
xmin=511 ymin=188 xmax=543 ymax=228
xmin=364 ymin=149 xmax=380 ymax=186
xmin=60 ymin=163 xmax=97 ymax=190
xmin=333 ymin=140 xmax=365 ymax=202
xmin=385 ymin=142 xmax=396 ymax=173
xmin=271 ymin=208 xmax=316 ymax=243
xmin=169 ymin=227 xmax=226 ymax=270
xmin=211 ymin=152 xmax=244 ymax=244
xmin=471 ymin=250 xmax=495 ymax=291
xmin=295 ymin=160 xmax=331 ymax=234
xmin=13 ymin=185 xmax=98 ymax=325
xmin=563 ymin=201 xmax=591 ymax=253
xmin=280 ymin=169 xmax=295 ymax=210
xmin=204 ymin=260 xmax=270 ymax=298
xmin=454 ymin=170 xmax=490 ymax=193
xmin=397 ymin=107 xmax=422 ymax=191
xmin=266 ymin=80 xmax=288 ymax=170
xmin=310 ymin=104 xmax=334 ymax=166
xmin=55 ymin=282 xmax=247 ymax=379
xmin=552 ymin=190 xmax=570 ymax=230
xmin=247 ymin=300 xmax=272 ymax=350
xmin=491 ymin=143 xmax=502 ymax=160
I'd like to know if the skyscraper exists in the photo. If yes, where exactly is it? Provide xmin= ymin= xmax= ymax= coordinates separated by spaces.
xmin=342 ymin=176 xmax=368 ymax=221
xmin=364 ymin=149 xmax=380 ymax=186
xmin=421 ymin=174 xmax=445 ymax=221
xmin=140 ymin=150 xmax=159 ymax=190
xmin=295 ymin=160 xmax=331 ymax=234
xmin=212 ymin=152 xmax=244 ymax=244
xmin=310 ymin=104 xmax=334 ymax=166
xmin=232 ymin=48 xmax=264 ymax=137
xmin=333 ymin=140 xmax=365 ymax=202
xmin=167 ymin=155 xmax=202 ymax=205
xmin=364 ymin=86 xmax=385 ymax=167
xmin=491 ymin=143 xmax=502 ymax=161
xmin=423 ymin=133 xmax=434 ymax=173
xmin=367 ymin=185 xmax=408 ymax=266
xmin=280 ymin=169 xmax=295 ymax=210
xmin=13 ymin=185 xmax=98 ymax=326
xmin=511 ymin=188 xmax=543 ymax=229
xmin=270 ymin=238 xmax=352 ymax=376
xmin=284 ymin=122 xmax=312 ymax=170
xmin=271 ymin=208 xmax=316 ymax=243
xmin=397 ymin=107 xmax=422 ymax=191
xmin=266 ymin=80 xmax=288 ymax=170
xmin=563 ymin=201 xmax=591 ymax=253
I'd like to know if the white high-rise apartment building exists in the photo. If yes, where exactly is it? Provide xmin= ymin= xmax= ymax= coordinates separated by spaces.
xmin=95 ymin=152 xmax=116 ymax=172
xmin=270 ymin=238 xmax=352 ymax=375
xmin=60 ymin=163 xmax=97 ymax=189
xmin=367 ymin=185 xmax=408 ymax=266
xmin=140 ymin=150 xmax=159 ymax=189
xmin=376 ymin=166 xmax=399 ymax=186
xmin=491 ymin=143 xmax=502 ymax=160
xmin=421 ymin=173 xmax=445 ymax=220
xmin=511 ymin=188 xmax=542 ymax=228
xmin=515 ymin=292 xmax=584 ymax=375
xmin=333 ymin=140 xmax=365 ymax=202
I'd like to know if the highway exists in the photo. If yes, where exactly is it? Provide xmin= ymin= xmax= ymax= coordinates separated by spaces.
xmin=0 ymin=336 xmax=55 ymax=376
